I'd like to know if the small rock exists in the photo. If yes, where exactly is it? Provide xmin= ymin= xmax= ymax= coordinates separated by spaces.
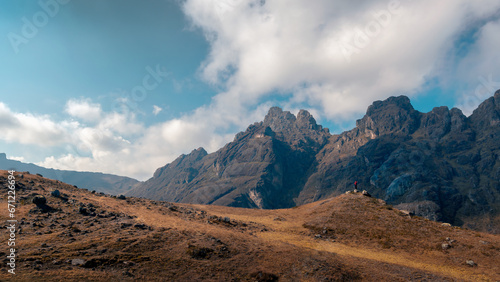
xmin=79 ymin=207 xmax=88 ymax=215
xmin=315 ymin=234 xmax=322 ymax=239
xmin=134 ymin=223 xmax=148 ymax=230
xmin=71 ymin=259 xmax=86 ymax=266
xmin=120 ymin=223 xmax=132 ymax=229
xmin=441 ymin=223 xmax=452 ymax=227
xmin=362 ymin=190 xmax=371 ymax=197
xmin=441 ymin=243 xmax=451 ymax=250
xmin=117 ymin=195 xmax=126 ymax=200
xmin=51 ymin=190 xmax=61 ymax=198
xmin=222 ymin=217 xmax=231 ymax=223
xmin=466 ymin=260 xmax=476 ymax=267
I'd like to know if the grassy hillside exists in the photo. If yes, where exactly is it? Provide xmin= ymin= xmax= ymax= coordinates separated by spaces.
xmin=0 ymin=170 xmax=499 ymax=281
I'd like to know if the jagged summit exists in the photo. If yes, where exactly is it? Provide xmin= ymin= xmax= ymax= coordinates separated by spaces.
xmin=263 ymin=107 xmax=325 ymax=133
xmin=357 ymin=95 xmax=420 ymax=136
xmin=367 ymin=95 xmax=414 ymax=114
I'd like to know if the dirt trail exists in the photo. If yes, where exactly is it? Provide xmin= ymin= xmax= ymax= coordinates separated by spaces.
xmin=258 ymin=232 xmax=490 ymax=281
xmin=204 ymin=202 xmax=496 ymax=282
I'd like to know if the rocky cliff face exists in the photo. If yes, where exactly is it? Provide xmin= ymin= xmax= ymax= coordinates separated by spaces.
xmin=128 ymin=91 xmax=500 ymax=233
xmin=128 ymin=107 xmax=330 ymax=209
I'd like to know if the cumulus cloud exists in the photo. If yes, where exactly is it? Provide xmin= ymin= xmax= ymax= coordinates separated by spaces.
xmin=0 ymin=102 xmax=68 ymax=146
xmin=7 ymin=1 xmax=500 ymax=182
xmin=454 ymin=18 xmax=500 ymax=115
xmin=65 ymin=98 xmax=103 ymax=123
xmin=183 ymin=0 xmax=500 ymax=121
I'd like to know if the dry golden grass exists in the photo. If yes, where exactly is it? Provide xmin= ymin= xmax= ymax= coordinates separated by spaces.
xmin=0 ymin=170 xmax=499 ymax=281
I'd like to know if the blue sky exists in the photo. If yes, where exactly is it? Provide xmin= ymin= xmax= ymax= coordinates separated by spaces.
xmin=1 ymin=0 xmax=499 ymax=180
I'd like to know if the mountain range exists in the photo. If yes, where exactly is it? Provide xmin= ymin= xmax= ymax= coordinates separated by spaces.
xmin=128 ymin=90 xmax=500 ymax=234
xmin=0 ymin=154 xmax=140 ymax=195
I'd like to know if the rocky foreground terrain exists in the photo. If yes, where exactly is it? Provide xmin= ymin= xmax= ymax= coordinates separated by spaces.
xmin=129 ymin=91 xmax=500 ymax=234
xmin=1 ymin=171 xmax=499 ymax=281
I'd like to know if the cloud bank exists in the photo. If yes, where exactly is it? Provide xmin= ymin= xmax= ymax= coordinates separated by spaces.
xmin=2 ymin=1 xmax=499 ymax=180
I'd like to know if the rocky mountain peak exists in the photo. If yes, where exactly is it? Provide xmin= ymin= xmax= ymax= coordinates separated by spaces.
xmin=263 ymin=107 xmax=297 ymax=132
xmin=366 ymin=95 xmax=414 ymax=115
xmin=296 ymin=109 xmax=321 ymax=130
xmin=470 ymin=89 xmax=500 ymax=130
xmin=263 ymin=107 xmax=324 ymax=133
xmin=357 ymin=95 xmax=420 ymax=136
xmin=152 ymin=147 xmax=207 ymax=178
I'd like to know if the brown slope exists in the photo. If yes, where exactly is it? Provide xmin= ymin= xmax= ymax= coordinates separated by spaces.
xmin=1 ymin=170 xmax=499 ymax=281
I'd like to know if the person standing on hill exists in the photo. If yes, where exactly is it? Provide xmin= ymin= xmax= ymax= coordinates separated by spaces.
xmin=354 ymin=181 xmax=358 ymax=192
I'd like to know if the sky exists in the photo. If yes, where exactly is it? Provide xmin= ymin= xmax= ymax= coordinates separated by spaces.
xmin=1 ymin=0 xmax=500 ymax=181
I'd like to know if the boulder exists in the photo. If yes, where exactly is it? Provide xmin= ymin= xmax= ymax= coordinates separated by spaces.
xmin=79 ymin=207 xmax=89 ymax=215
xmin=51 ymin=190 xmax=61 ymax=197
xmin=32 ymin=195 xmax=47 ymax=206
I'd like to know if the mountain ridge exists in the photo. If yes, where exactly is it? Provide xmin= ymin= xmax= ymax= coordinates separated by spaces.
xmin=128 ymin=92 xmax=500 ymax=233
xmin=0 ymin=155 xmax=140 ymax=195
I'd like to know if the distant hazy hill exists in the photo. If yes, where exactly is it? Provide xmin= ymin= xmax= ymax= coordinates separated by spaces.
xmin=0 ymin=154 xmax=140 ymax=195
xmin=129 ymin=90 xmax=500 ymax=234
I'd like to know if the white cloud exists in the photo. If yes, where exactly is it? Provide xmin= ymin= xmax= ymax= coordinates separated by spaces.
xmin=9 ymin=156 xmax=25 ymax=162
xmin=6 ymin=1 xmax=500 ymax=182
xmin=183 ymin=0 xmax=500 ymax=121
xmin=0 ymin=102 xmax=69 ymax=146
xmin=454 ymin=18 xmax=500 ymax=115
xmin=65 ymin=98 xmax=103 ymax=123
xmin=153 ymin=105 xmax=162 ymax=115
